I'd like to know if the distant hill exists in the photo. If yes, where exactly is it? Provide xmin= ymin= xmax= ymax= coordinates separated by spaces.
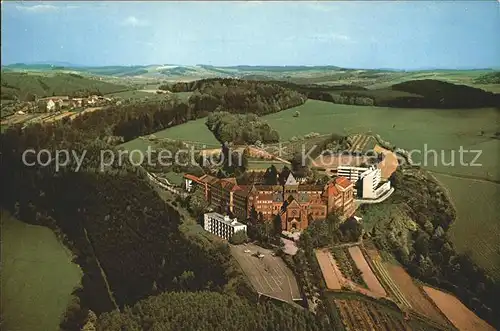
xmin=474 ymin=72 xmax=500 ymax=84
xmin=0 ymin=72 xmax=128 ymax=101
xmin=255 ymin=78 xmax=499 ymax=109
xmin=389 ymin=79 xmax=500 ymax=108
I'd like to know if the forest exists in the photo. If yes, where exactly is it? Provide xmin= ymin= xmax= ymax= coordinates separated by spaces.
xmin=95 ymin=291 xmax=329 ymax=331
xmin=0 ymin=125 xmax=234 ymax=310
xmin=167 ymin=78 xmax=307 ymax=115
xmin=0 ymin=80 xmax=314 ymax=330
xmin=184 ymin=78 xmax=500 ymax=109
xmin=205 ymin=111 xmax=280 ymax=144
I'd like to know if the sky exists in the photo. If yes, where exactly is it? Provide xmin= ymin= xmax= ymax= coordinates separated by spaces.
xmin=1 ymin=1 xmax=499 ymax=69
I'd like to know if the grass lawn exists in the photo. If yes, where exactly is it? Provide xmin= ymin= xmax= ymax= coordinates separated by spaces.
xmin=264 ymin=100 xmax=500 ymax=180
xmin=162 ymin=171 xmax=185 ymax=186
xmin=1 ymin=210 xmax=82 ymax=331
xmin=107 ymin=90 xmax=171 ymax=100
xmin=433 ymin=174 xmax=500 ymax=280
xmin=247 ymin=159 xmax=289 ymax=171
xmin=267 ymin=100 xmax=500 ymax=278
xmin=118 ymin=118 xmax=219 ymax=155
xmin=148 ymin=117 xmax=220 ymax=146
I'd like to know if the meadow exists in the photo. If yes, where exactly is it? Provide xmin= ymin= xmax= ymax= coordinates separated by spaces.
xmin=263 ymin=100 xmax=500 ymax=181
xmin=1 ymin=210 xmax=82 ymax=331
xmin=119 ymin=117 xmax=220 ymax=154
xmin=116 ymin=99 xmax=499 ymax=277
xmin=433 ymin=174 xmax=500 ymax=280
xmin=262 ymin=100 xmax=499 ymax=277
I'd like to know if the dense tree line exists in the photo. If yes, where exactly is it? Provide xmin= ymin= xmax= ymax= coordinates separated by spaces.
xmin=361 ymin=167 xmax=500 ymax=328
xmin=171 ymin=78 xmax=307 ymax=116
xmin=249 ymin=78 xmax=500 ymax=109
xmin=0 ymin=118 xmax=235 ymax=324
xmin=96 ymin=291 xmax=327 ymax=331
xmin=206 ymin=111 xmax=280 ymax=144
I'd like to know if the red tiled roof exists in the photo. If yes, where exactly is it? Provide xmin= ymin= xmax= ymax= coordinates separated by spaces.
xmin=335 ymin=176 xmax=353 ymax=189
xmin=184 ymin=174 xmax=201 ymax=182
xmin=200 ymin=175 xmax=219 ymax=185
xmin=324 ymin=182 xmax=340 ymax=197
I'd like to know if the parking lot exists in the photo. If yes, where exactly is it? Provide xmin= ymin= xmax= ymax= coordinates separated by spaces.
xmin=230 ymin=243 xmax=301 ymax=303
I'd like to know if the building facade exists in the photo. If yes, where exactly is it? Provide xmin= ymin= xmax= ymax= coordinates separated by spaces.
xmin=203 ymin=212 xmax=247 ymax=240
xmin=359 ymin=167 xmax=391 ymax=199
xmin=187 ymin=172 xmax=355 ymax=232
xmin=336 ymin=166 xmax=391 ymax=199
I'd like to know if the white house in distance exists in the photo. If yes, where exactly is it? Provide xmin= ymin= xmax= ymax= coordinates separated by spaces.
xmin=203 ymin=212 xmax=247 ymax=240
xmin=336 ymin=165 xmax=391 ymax=200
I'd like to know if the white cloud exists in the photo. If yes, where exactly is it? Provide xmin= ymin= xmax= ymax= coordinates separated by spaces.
xmin=15 ymin=4 xmax=79 ymax=13
xmin=122 ymin=16 xmax=149 ymax=27
xmin=16 ymin=4 xmax=59 ymax=13
xmin=314 ymin=33 xmax=356 ymax=43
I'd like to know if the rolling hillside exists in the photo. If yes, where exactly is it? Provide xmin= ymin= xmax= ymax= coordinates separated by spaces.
xmin=0 ymin=72 xmax=128 ymax=101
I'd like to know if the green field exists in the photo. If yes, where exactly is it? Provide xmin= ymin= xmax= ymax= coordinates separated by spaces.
xmin=107 ymin=89 xmax=173 ymax=100
xmin=247 ymin=159 xmax=289 ymax=171
xmin=1 ymin=210 xmax=82 ymax=331
xmin=263 ymin=100 xmax=500 ymax=180
xmin=433 ymin=174 xmax=500 ymax=280
xmin=263 ymin=100 xmax=500 ymax=277
xmin=121 ymin=117 xmax=220 ymax=152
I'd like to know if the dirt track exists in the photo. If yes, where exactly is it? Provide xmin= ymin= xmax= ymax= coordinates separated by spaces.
xmin=374 ymin=145 xmax=399 ymax=179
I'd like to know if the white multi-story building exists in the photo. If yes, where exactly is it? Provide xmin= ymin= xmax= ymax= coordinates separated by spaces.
xmin=203 ymin=212 xmax=247 ymax=240
xmin=359 ymin=167 xmax=391 ymax=199
xmin=336 ymin=166 xmax=391 ymax=200
xmin=336 ymin=165 xmax=374 ymax=183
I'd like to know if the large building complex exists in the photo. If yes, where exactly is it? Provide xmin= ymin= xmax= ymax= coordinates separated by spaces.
xmin=185 ymin=172 xmax=355 ymax=232
xmin=337 ymin=165 xmax=391 ymax=200
xmin=203 ymin=212 xmax=247 ymax=240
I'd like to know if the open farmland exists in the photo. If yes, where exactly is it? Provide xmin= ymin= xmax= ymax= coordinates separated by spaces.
xmin=118 ymin=117 xmax=220 ymax=154
xmin=263 ymin=100 xmax=500 ymax=277
xmin=107 ymin=90 xmax=159 ymax=100
xmin=146 ymin=117 xmax=220 ymax=146
xmin=423 ymin=286 xmax=496 ymax=331
xmin=331 ymin=247 xmax=366 ymax=287
xmin=433 ymin=174 xmax=500 ymax=280
xmin=315 ymin=249 xmax=342 ymax=290
xmin=334 ymin=298 xmax=408 ymax=331
xmin=1 ymin=210 xmax=82 ymax=331
xmin=263 ymin=100 xmax=499 ymax=181
xmin=385 ymin=264 xmax=449 ymax=326
xmin=348 ymin=246 xmax=387 ymax=296
xmin=230 ymin=243 xmax=301 ymax=303
xmin=329 ymin=293 xmax=446 ymax=331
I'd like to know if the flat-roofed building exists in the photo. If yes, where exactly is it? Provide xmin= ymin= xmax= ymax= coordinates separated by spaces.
xmin=359 ymin=167 xmax=391 ymax=199
xmin=203 ymin=212 xmax=247 ymax=240
xmin=336 ymin=165 xmax=374 ymax=183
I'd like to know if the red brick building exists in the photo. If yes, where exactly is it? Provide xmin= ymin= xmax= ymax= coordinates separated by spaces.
xmin=184 ymin=172 xmax=355 ymax=232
